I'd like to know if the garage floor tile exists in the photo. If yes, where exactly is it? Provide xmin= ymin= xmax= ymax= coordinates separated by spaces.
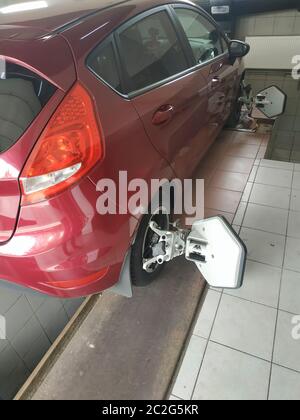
xmin=243 ymin=203 xmax=289 ymax=235
xmin=205 ymin=188 xmax=242 ymax=214
xmin=290 ymin=190 xmax=300 ymax=211
xmin=294 ymin=163 xmax=300 ymax=172
xmin=284 ymin=237 xmax=300 ymax=272
xmin=169 ymin=395 xmax=181 ymax=400
xmin=269 ymin=365 xmax=300 ymax=400
xmin=193 ymin=290 xmax=221 ymax=339
xmin=195 ymin=166 xmax=215 ymax=185
xmin=273 ymin=311 xmax=300 ymax=373
xmin=192 ymin=342 xmax=270 ymax=401
xmin=233 ymin=202 xmax=247 ymax=226
xmin=240 ymin=227 xmax=286 ymax=267
xmin=226 ymin=144 xmax=260 ymax=159
xmin=172 ymin=336 xmax=207 ymax=400
xmin=171 ymin=149 xmax=300 ymax=400
xmin=210 ymin=294 xmax=277 ymax=360
xmin=210 ymin=171 xmax=249 ymax=192
xmin=232 ymin=225 xmax=241 ymax=234
xmin=249 ymin=183 xmax=291 ymax=209
xmin=257 ymin=146 xmax=268 ymax=159
xmin=287 ymin=211 xmax=300 ymax=238
xmin=241 ymin=182 xmax=254 ymax=202
xmin=225 ymin=261 xmax=281 ymax=308
xmin=260 ymin=159 xmax=294 ymax=171
xmin=279 ymin=270 xmax=300 ymax=314
xmin=249 ymin=165 xmax=259 ymax=182
xmin=232 ymin=133 xmax=263 ymax=146
xmin=292 ymin=172 xmax=300 ymax=190
xmin=218 ymin=156 xmax=255 ymax=174
xmin=255 ymin=167 xmax=293 ymax=188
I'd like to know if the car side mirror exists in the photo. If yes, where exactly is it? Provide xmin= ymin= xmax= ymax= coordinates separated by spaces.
xmin=229 ymin=40 xmax=250 ymax=62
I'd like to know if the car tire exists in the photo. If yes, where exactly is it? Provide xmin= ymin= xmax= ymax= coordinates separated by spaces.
xmin=131 ymin=208 xmax=170 ymax=287
xmin=226 ymin=82 xmax=243 ymax=127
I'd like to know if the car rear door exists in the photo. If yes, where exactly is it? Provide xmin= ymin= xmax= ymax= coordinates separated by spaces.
xmin=172 ymin=5 xmax=239 ymax=134
xmin=115 ymin=6 xmax=211 ymax=180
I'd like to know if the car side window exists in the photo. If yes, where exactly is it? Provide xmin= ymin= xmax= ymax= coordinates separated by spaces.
xmin=118 ymin=10 xmax=189 ymax=93
xmin=88 ymin=41 xmax=122 ymax=92
xmin=174 ymin=8 xmax=223 ymax=65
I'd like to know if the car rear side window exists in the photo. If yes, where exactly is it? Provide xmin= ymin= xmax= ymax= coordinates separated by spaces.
xmin=87 ymin=41 xmax=122 ymax=92
xmin=118 ymin=11 xmax=189 ymax=93
xmin=174 ymin=8 xmax=223 ymax=65
xmin=0 ymin=60 xmax=56 ymax=154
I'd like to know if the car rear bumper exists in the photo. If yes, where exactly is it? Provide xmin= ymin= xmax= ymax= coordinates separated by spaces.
xmin=0 ymin=178 xmax=138 ymax=298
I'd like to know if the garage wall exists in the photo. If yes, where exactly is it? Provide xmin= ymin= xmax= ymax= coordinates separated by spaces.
xmin=235 ymin=8 xmax=300 ymax=91
xmin=235 ymin=9 xmax=300 ymax=162
xmin=235 ymin=9 xmax=300 ymax=39
xmin=0 ymin=282 xmax=83 ymax=400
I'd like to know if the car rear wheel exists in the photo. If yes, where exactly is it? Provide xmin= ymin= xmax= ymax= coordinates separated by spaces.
xmin=131 ymin=208 xmax=170 ymax=287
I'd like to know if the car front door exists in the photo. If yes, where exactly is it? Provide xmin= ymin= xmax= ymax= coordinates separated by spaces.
xmin=172 ymin=5 xmax=239 ymax=136
xmin=116 ymin=7 xmax=212 ymax=180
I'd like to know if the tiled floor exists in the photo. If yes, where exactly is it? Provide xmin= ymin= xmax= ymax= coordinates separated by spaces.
xmin=170 ymin=132 xmax=300 ymax=400
xmin=193 ymin=130 xmax=268 ymax=224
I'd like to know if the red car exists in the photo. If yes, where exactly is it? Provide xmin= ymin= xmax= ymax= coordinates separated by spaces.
xmin=0 ymin=0 xmax=249 ymax=298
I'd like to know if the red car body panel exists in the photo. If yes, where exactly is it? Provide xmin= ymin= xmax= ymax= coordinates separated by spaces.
xmin=0 ymin=0 xmax=244 ymax=297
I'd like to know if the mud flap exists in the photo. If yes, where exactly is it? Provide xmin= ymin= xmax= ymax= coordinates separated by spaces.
xmin=108 ymin=249 xmax=133 ymax=298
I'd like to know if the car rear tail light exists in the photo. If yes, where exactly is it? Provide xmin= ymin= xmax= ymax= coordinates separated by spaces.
xmin=20 ymin=82 xmax=103 ymax=205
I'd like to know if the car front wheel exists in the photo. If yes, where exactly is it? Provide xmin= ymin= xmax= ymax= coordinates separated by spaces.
xmin=131 ymin=208 xmax=170 ymax=287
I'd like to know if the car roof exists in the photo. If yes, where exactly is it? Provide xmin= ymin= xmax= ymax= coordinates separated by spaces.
xmin=0 ymin=0 xmax=200 ymax=41
xmin=0 ymin=0 xmax=131 ymax=33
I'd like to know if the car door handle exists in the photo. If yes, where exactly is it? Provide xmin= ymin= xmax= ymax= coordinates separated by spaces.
xmin=152 ymin=105 xmax=175 ymax=126
xmin=211 ymin=77 xmax=221 ymax=86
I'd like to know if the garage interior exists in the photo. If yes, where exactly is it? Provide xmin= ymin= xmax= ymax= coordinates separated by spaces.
xmin=1 ymin=0 xmax=300 ymax=401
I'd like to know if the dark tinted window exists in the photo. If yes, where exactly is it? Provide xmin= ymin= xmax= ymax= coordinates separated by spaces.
xmin=87 ymin=42 xmax=122 ymax=92
xmin=0 ymin=60 xmax=56 ymax=154
xmin=175 ymin=9 xmax=223 ymax=64
xmin=119 ymin=11 xmax=189 ymax=93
